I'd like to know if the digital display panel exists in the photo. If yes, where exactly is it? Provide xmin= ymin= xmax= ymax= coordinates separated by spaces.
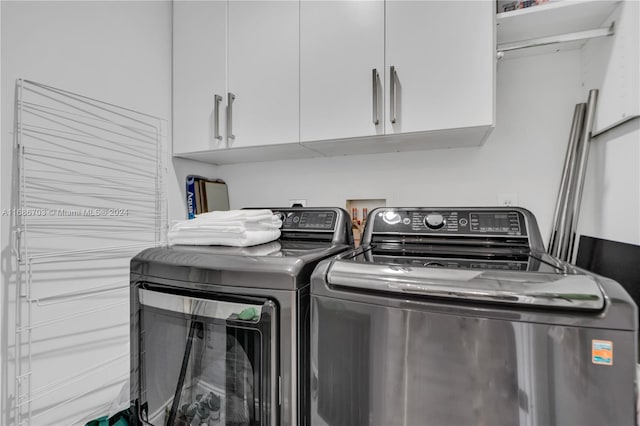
xmin=478 ymin=213 xmax=509 ymax=229
xmin=298 ymin=211 xmax=335 ymax=229
xmin=470 ymin=212 xmax=520 ymax=233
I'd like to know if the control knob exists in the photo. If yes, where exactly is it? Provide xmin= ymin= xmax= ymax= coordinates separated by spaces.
xmin=424 ymin=213 xmax=445 ymax=229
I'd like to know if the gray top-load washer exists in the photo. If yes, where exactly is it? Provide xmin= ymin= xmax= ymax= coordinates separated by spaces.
xmin=130 ymin=207 xmax=352 ymax=426
xmin=311 ymin=207 xmax=637 ymax=426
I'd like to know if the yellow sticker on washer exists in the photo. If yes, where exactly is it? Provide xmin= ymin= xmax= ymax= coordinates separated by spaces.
xmin=592 ymin=340 xmax=613 ymax=366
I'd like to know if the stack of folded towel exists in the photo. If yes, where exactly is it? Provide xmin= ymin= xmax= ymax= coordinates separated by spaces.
xmin=168 ymin=209 xmax=282 ymax=247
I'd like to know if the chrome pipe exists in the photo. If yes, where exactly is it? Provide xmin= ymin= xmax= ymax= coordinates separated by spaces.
xmin=566 ymin=89 xmax=598 ymax=263
xmin=497 ymin=24 xmax=615 ymax=54
xmin=548 ymin=103 xmax=585 ymax=256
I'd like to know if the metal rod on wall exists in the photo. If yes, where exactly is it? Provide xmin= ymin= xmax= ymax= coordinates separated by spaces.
xmin=566 ymin=89 xmax=599 ymax=263
xmin=548 ymin=103 xmax=585 ymax=257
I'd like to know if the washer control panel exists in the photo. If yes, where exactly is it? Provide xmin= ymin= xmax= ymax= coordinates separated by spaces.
xmin=372 ymin=209 xmax=527 ymax=237
xmin=279 ymin=210 xmax=336 ymax=231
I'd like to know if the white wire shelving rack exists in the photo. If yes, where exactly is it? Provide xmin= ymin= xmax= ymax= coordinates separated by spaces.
xmin=11 ymin=79 xmax=167 ymax=426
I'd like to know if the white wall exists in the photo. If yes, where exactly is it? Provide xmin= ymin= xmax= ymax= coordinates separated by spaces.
xmin=581 ymin=1 xmax=639 ymax=131
xmin=216 ymin=50 xmax=584 ymax=244
xmin=579 ymin=0 xmax=640 ymax=246
xmin=0 ymin=1 xmax=195 ymax=424
xmin=581 ymin=122 xmax=640 ymax=245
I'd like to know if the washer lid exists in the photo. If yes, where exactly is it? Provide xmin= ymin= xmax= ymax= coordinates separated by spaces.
xmin=326 ymin=259 xmax=605 ymax=311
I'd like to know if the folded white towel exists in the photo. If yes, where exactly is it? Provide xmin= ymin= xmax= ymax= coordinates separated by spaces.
xmin=168 ymin=228 xmax=281 ymax=247
xmin=170 ymin=220 xmax=281 ymax=233
xmin=185 ymin=241 xmax=283 ymax=256
xmin=168 ymin=210 xmax=283 ymax=247
xmin=172 ymin=209 xmax=281 ymax=231
xmin=195 ymin=209 xmax=275 ymax=224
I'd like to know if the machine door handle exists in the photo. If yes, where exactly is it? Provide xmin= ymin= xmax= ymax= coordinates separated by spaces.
xmin=213 ymin=94 xmax=222 ymax=141
xmin=227 ymin=92 xmax=236 ymax=142
xmin=139 ymin=288 xmax=271 ymax=321
xmin=325 ymin=261 xmax=604 ymax=311
xmin=372 ymin=68 xmax=380 ymax=125
xmin=390 ymin=66 xmax=398 ymax=124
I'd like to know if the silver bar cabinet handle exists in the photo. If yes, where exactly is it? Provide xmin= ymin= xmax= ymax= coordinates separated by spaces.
xmin=227 ymin=92 xmax=236 ymax=141
xmin=213 ymin=94 xmax=222 ymax=140
xmin=372 ymin=68 xmax=380 ymax=125
xmin=390 ymin=66 xmax=397 ymax=124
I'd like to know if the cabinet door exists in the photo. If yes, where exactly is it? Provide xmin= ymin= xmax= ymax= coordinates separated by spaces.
xmin=300 ymin=1 xmax=384 ymax=142
xmin=228 ymin=0 xmax=299 ymax=147
xmin=173 ymin=1 xmax=227 ymax=154
xmin=385 ymin=0 xmax=494 ymax=134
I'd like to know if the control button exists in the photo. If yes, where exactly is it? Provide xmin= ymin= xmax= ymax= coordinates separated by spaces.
xmin=293 ymin=216 xmax=300 ymax=223
xmin=424 ymin=213 xmax=445 ymax=229
xmin=402 ymin=217 xmax=411 ymax=225
xmin=459 ymin=218 xmax=468 ymax=226
xmin=275 ymin=212 xmax=286 ymax=222
xmin=383 ymin=211 xmax=402 ymax=225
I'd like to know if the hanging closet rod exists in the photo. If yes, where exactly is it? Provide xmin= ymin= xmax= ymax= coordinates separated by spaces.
xmin=498 ymin=23 xmax=614 ymax=55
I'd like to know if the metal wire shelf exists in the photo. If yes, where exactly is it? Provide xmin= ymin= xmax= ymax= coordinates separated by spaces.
xmin=11 ymin=79 xmax=168 ymax=426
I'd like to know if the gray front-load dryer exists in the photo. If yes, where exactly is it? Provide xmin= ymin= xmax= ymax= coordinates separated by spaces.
xmin=311 ymin=207 xmax=637 ymax=426
xmin=130 ymin=207 xmax=352 ymax=426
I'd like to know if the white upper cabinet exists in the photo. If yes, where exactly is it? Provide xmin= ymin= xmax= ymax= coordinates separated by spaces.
xmin=385 ymin=0 xmax=495 ymax=134
xmin=227 ymin=0 xmax=299 ymax=148
xmin=172 ymin=0 xmax=496 ymax=162
xmin=173 ymin=1 xmax=227 ymax=155
xmin=300 ymin=0 xmax=385 ymax=142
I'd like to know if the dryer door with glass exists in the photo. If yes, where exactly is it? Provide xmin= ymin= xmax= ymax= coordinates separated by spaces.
xmin=135 ymin=286 xmax=278 ymax=426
